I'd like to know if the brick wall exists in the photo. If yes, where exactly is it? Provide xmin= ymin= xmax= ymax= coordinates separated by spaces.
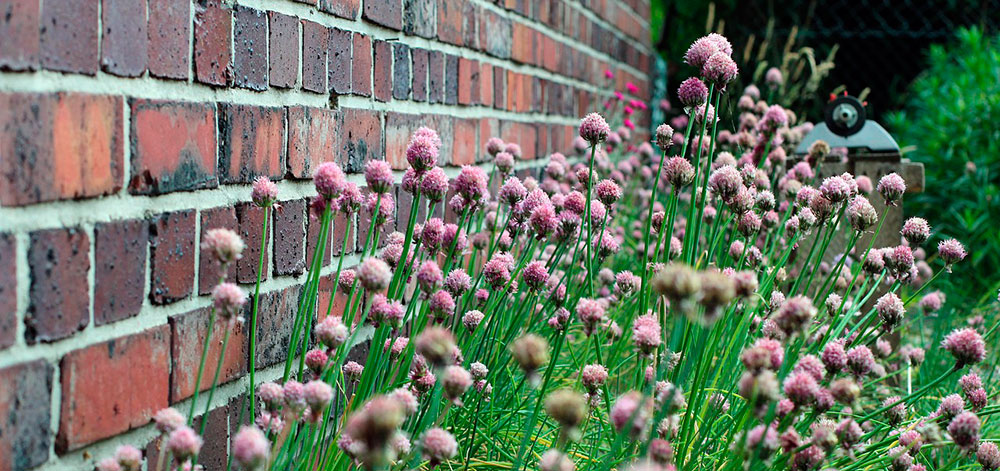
xmin=0 ymin=0 xmax=652 ymax=469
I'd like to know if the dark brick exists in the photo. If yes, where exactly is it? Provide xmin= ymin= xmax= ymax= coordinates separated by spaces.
xmin=170 ymin=307 xmax=248 ymax=402
xmin=352 ymin=33 xmax=372 ymax=97
xmin=101 ymin=0 xmax=147 ymax=76
xmin=148 ymin=0 xmax=189 ymax=79
xmin=199 ymin=206 xmax=238 ymax=294
xmin=0 ymin=234 xmax=14 ymax=350
xmin=427 ymin=50 xmax=444 ymax=104
xmin=0 ymin=360 xmax=53 ymax=470
xmin=219 ymin=104 xmax=286 ymax=183
xmin=444 ymin=54 xmax=459 ymax=105
xmin=149 ymin=210 xmax=195 ymax=304
xmin=237 ymin=202 xmax=269 ymax=284
xmin=403 ymin=0 xmax=436 ymax=38
xmin=302 ymin=20 xmax=328 ymax=93
xmin=253 ymin=286 xmax=302 ymax=367
xmin=273 ymin=199 xmax=306 ymax=276
xmin=26 ymin=228 xmax=89 ymax=344
xmin=94 ymin=219 xmax=147 ymax=325
xmin=0 ymin=92 xmax=125 ymax=207
xmin=194 ymin=0 xmax=232 ymax=86
xmin=373 ymin=40 xmax=392 ymax=103
xmin=392 ymin=43 xmax=411 ymax=100
xmin=58 ymin=326 xmax=170 ymax=452
xmin=234 ymin=6 xmax=268 ymax=91
xmin=340 ymin=108 xmax=382 ymax=173
xmin=0 ymin=0 xmax=40 ymax=70
xmin=328 ymin=27 xmax=352 ymax=95
xmin=363 ymin=0 xmax=402 ymax=30
xmin=320 ymin=0 xmax=360 ymax=19
xmin=480 ymin=10 xmax=512 ymax=59
xmin=129 ymin=99 xmax=218 ymax=195
xmin=410 ymin=48 xmax=428 ymax=102
xmin=40 ymin=0 xmax=97 ymax=74
xmin=287 ymin=106 xmax=340 ymax=179
xmin=268 ymin=12 xmax=299 ymax=89
xmin=306 ymin=204 xmax=332 ymax=268
xmin=493 ymin=65 xmax=506 ymax=109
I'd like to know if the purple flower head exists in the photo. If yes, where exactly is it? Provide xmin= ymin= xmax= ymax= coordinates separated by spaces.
xmin=485 ymin=137 xmax=505 ymax=156
xmin=499 ymin=177 xmax=527 ymax=205
xmin=416 ymin=260 xmax=444 ymax=292
xmin=421 ymin=217 xmax=445 ymax=253
xmin=875 ymin=292 xmax=905 ymax=332
xmin=579 ymin=113 xmax=611 ymax=144
xmin=847 ymin=196 xmax=878 ymax=232
xmin=702 ymin=52 xmax=739 ymax=85
xmin=901 ymin=217 xmax=930 ymax=245
xmin=595 ymin=179 xmax=622 ymax=205
xmin=494 ymin=151 xmax=515 ymax=174
xmin=202 ymin=228 xmax=245 ymax=265
xmin=678 ymin=77 xmax=709 ymax=108
xmin=708 ymin=165 xmax=742 ymax=200
xmin=942 ymin=328 xmax=986 ymax=367
xmin=948 ymin=411 xmax=981 ymax=449
xmin=420 ymin=167 xmax=450 ymax=202
xmin=444 ymin=269 xmax=472 ymax=296
xmin=212 ymin=282 xmax=247 ymax=320
xmin=877 ymin=172 xmax=906 ymax=204
xmin=938 ymin=238 xmax=967 ymax=266
xmin=684 ymin=36 xmax=720 ymax=69
xmin=846 ymin=345 xmax=875 ymax=378
xmin=251 ymin=176 xmax=279 ymax=207
xmin=632 ymin=314 xmax=662 ymax=355
xmin=655 ymin=124 xmax=675 ymax=149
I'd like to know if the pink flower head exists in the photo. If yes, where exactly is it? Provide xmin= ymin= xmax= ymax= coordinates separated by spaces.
xmin=201 ymin=228 xmax=245 ymax=265
xmin=504 ymin=143 xmax=522 ymax=159
xmin=978 ymin=442 xmax=1000 ymax=471
xmin=663 ymin=157 xmax=695 ymax=187
xmin=494 ymin=151 xmax=515 ymax=175
xmin=97 ymin=458 xmax=122 ymax=471
xmin=960 ymin=372 xmax=983 ymax=394
xmin=684 ymin=36 xmax=720 ymax=69
xmin=632 ymin=314 xmax=662 ymax=355
xmin=415 ymin=326 xmax=457 ymax=367
xmin=336 ymin=182 xmax=364 ymax=214
xmin=529 ymin=202 xmax=559 ymax=239
xmin=305 ymin=348 xmax=329 ymax=373
xmin=406 ymin=128 xmax=441 ymax=171
xmin=313 ymin=162 xmax=346 ymax=199
xmin=948 ymin=411 xmax=981 ymax=449
xmin=454 ymin=166 xmax=489 ymax=202
xmin=522 ymin=261 xmax=549 ymax=291
xmin=462 ymin=310 xmax=484 ymax=331
xmin=581 ymin=364 xmax=608 ymax=391
xmin=576 ymin=298 xmax=606 ymax=335
xmin=315 ymin=315 xmax=349 ymax=348
xmin=421 ymin=427 xmax=458 ymax=464
xmin=847 ymin=196 xmax=878 ymax=232
xmin=942 ymin=328 xmax=986 ymax=366
xmin=626 ymin=82 xmax=639 ymax=94
xmin=595 ymin=179 xmax=622 ymax=205
xmin=938 ymin=238 xmax=967 ymax=266
xmin=483 ymin=255 xmax=512 ymax=290
xmin=416 ymin=260 xmax=443 ymax=292
xmin=356 ymin=257 xmax=392 ymax=291
xmin=212 ymin=282 xmax=247 ymax=320
xmin=708 ymin=165 xmax=742 ymax=200
xmin=343 ymin=361 xmax=364 ymax=379
xmin=655 ymin=124 xmax=675 ymax=149
xmin=113 ymin=445 xmax=142 ymax=471
xmin=442 ymin=365 xmax=473 ymax=403
xmin=257 ymin=382 xmax=284 ymax=410
xmin=761 ymin=105 xmax=789 ymax=130
xmin=610 ymin=391 xmax=653 ymax=437
xmin=765 ymin=67 xmax=783 ymax=88
xmin=154 ymin=407 xmax=186 ymax=434
xmin=875 ymin=292 xmax=905 ymax=332
xmin=499 ymin=177 xmax=527 ymax=205
xmin=901 ymin=217 xmax=930 ymax=245
xmin=420 ymin=166 xmax=450 ymax=202
xmin=774 ymin=295 xmax=816 ymax=336
xmin=372 ymin=296 xmax=405 ymax=327
xmin=783 ymin=371 xmax=819 ymax=407
xmin=232 ymin=426 xmax=270 ymax=470
xmin=877 ymin=172 xmax=906 ymax=204
xmin=677 ymin=77 xmax=709 ymax=108
xmin=846 ymin=345 xmax=876 ymax=378
xmin=167 ymin=426 xmax=203 ymax=461
xmin=444 ymin=269 xmax=472 ymax=296
xmin=251 ymin=176 xmax=278 ymax=207
xmin=702 ymin=52 xmax=738 ymax=85
xmin=304 ymin=380 xmax=333 ymax=412
xmin=579 ymin=113 xmax=611 ymax=144
xmin=338 ymin=269 xmax=356 ymax=292
xmin=485 ymin=137 xmax=505 ymax=156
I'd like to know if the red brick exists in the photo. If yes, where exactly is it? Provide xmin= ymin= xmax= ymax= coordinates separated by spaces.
xmin=129 ymin=99 xmax=217 ymax=195
xmin=480 ymin=62 xmax=494 ymax=107
xmin=94 ymin=219 xmax=147 ymax=326
xmin=328 ymin=27 xmax=353 ymax=95
xmin=0 ymin=92 xmax=124 ymax=206
xmin=458 ymin=57 xmax=478 ymax=105
xmin=437 ymin=0 xmax=464 ymax=46
xmin=0 ymin=360 xmax=53 ymax=469
xmin=40 ymin=0 xmax=97 ymax=74
xmin=428 ymin=115 xmax=453 ymax=166
xmin=352 ymin=33 xmax=372 ymax=97
xmin=268 ymin=12 xmax=298 ymax=89
xmin=302 ymin=20 xmax=328 ymax=93
xmin=287 ymin=106 xmax=340 ymax=179
xmin=101 ymin=0 xmax=147 ymax=76
xmin=148 ymin=0 xmax=189 ymax=79
xmin=444 ymin=54 xmax=459 ymax=105
xmin=501 ymin=121 xmax=537 ymax=160
xmin=392 ymin=43 xmax=411 ymax=100
xmin=331 ymin=211 xmax=355 ymax=256
xmin=542 ymin=34 xmax=559 ymax=72
xmin=427 ymin=50 xmax=444 ymax=104
xmin=411 ymin=47 xmax=428 ymax=102
xmin=170 ymin=307 xmax=248 ymax=403
xmin=25 ymin=228 xmax=89 ymax=344
xmin=373 ymin=40 xmax=393 ymax=103
xmin=194 ymin=0 xmax=232 ymax=86
xmin=306 ymin=205 xmax=332 ymax=269
xmin=493 ymin=66 xmax=506 ymax=109
xmin=511 ymin=22 xmax=534 ymax=65
xmin=58 ymin=325 xmax=170 ymax=452
xmin=219 ymin=104 xmax=286 ymax=183
xmin=479 ymin=117 xmax=500 ymax=156
xmin=317 ymin=274 xmax=350 ymax=322
xmin=273 ymin=199 xmax=306 ymax=276
xmin=505 ymin=0 xmax=529 ymax=16
xmin=0 ymin=0 xmax=40 ymax=70
xmin=340 ymin=108 xmax=382 ymax=173
xmin=505 ymin=70 xmax=520 ymax=111
xmin=237 ymin=202 xmax=269 ymax=284
xmin=149 ymin=210 xmax=195 ymax=304
xmin=364 ymin=0 xmax=402 ymax=30
xmin=253 ymin=286 xmax=301 ymax=367
xmin=384 ymin=112 xmax=420 ymax=170
xmin=233 ymin=6 xmax=268 ymax=91
xmin=0 ymin=234 xmax=13 ymax=350
xmin=453 ymin=118 xmax=478 ymax=165
xmin=320 ymin=0 xmax=360 ymax=19
xmin=403 ymin=0 xmax=436 ymax=39
xmin=479 ymin=10 xmax=512 ymax=59
xmin=199 ymin=206 xmax=238 ymax=294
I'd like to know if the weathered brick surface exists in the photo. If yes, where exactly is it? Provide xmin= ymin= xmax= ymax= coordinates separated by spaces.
xmin=274 ymin=199 xmax=307 ymax=276
xmin=0 ymin=0 xmax=40 ymax=71
xmin=403 ymin=0 xmax=436 ymax=38
xmin=393 ymin=43 xmax=411 ymax=100
xmin=26 ymin=228 xmax=90 ymax=344
xmin=101 ymin=0 xmax=147 ymax=76
xmin=411 ymin=47 xmax=428 ymax=102
xmin=340 ymin=108 xmax=382 ymax=173
xmin=320 ymin=0 xmax=360 ymax=19
xmin=149 ymin=210 xmax=196 ymax=304
xmin=352 ymin=34 xmax=372 ymax=97
xmin=237 ymin=202 xmax=270 ymax=283
xmin=328 ymin=27 xmax=353 ymax=95
xmin=40 ymin=0 xmax=98 ymax=74
xmin=373 ymin=40 xmax=393 ymax=102
xmin=219 ymin=104 xmax=287 ymax=183
xmin=147 ymin=0 xmax=189 ymax=79
xmin=253 ymin=286 xmax=302 ymax=367
xmin=302 ymin=20 xmax=329 ymax=93
xmin=199 ymin=205 xmax=239 ymax=294
xmin=0 ymin=234 xmax=15 ymax=350
xmin=0 ymin=93 xmax=124 ymax=206
xmin=129 ymin=99 xmax=217 ymax=195
xmin=94 ymin=219 xmax=147 ymax=325
xmin=58 ymin=325 xmax=170 ymax=452
xmin=268 ymin=11 xmax=299 ymax=89
xmin=427 ymin=50 xmax=444 ymax=104
xmin=0 ymin=360 xmax=53 ymax=470
xmin=364 ymin=0 xmax=403 ymax=30
xmin=170 ymin=307 xmax=248 ymax=402
xmin=194 ymin=0 xmax=232 ymax=86
xmin=234 ymin=6 xmax=268 ymax=91
xmin=306 ymin=205 xmax=333 ymax=268
xmin=287 ymin=106 xmax=340 ymax=179
xmin=444 ymin=54 xmax=459 ymax=105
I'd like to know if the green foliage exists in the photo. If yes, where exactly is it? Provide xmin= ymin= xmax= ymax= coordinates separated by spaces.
xmin=886 ymin=27 xmax=1000 ymax=302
